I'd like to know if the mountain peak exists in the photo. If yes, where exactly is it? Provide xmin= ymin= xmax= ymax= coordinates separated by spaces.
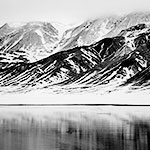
xmin=5 ymin=22 xmax=27 ymax=28
xmin=0 ymin=21 xmax=61 ymax=63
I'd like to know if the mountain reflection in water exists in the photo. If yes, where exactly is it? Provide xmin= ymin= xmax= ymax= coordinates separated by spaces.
xmin=0 ymin=106 xmax=150 ymax=150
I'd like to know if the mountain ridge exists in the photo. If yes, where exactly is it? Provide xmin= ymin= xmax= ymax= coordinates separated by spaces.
xmin=56 ymin=12 xmax=150 ymax=51
xmin=1 ymin=12 xmax=150 ymax=93
xmin=0 ymin=21 xmax=64 ymax=63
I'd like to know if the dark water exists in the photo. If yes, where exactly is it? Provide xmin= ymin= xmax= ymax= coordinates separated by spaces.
xmin=0 ymin=106 xmax=150 ymax=150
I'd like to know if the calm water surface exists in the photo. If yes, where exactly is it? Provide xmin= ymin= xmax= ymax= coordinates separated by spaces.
xmin=0 ymin=106 xmax=150 ymax=150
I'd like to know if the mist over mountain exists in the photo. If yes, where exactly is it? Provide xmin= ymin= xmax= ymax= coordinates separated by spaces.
xmin=1 ymin=12 xmax=150 ymax=94
xmin=57 ymin=12 xmax=150 ymax=51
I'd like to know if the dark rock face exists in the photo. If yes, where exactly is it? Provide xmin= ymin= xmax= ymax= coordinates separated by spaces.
xmin=90 ymin=36 xmax=125 ymax=60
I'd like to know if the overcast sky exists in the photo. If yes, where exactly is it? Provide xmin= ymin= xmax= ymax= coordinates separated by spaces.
xmin=0 ymin=0 xmax=150 ymax=26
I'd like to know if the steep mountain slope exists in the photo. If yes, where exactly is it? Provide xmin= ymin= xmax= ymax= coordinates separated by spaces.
xmin=0 ymin=45 xmax=101 ymax=89
xmin=57 ymin=12 xmax=150 ymax=51
xmin=0 ymin=22 xmax=60 ymax=63
xmin=77 ymin=23 xmax=150 ymax=91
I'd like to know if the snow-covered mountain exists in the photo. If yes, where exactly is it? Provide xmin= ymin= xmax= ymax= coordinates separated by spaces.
xmin=0 ymin=22 xmax=62 ymax=63
xmin=56 ymin=12 xmax=150 ymax=51
xmin=1 ymin=12 xmax=150 ymax=94
xmin=0 ymin=22 xmax=150 ymax=93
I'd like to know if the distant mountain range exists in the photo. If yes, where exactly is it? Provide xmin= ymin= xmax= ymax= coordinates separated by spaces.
xmin=0 ymin=21 xmax=67 ymax=63
xmin=57 ymin=12 xmax=150 ymax=51
xmin=1 ymin=12 xmax=150 ymax=93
